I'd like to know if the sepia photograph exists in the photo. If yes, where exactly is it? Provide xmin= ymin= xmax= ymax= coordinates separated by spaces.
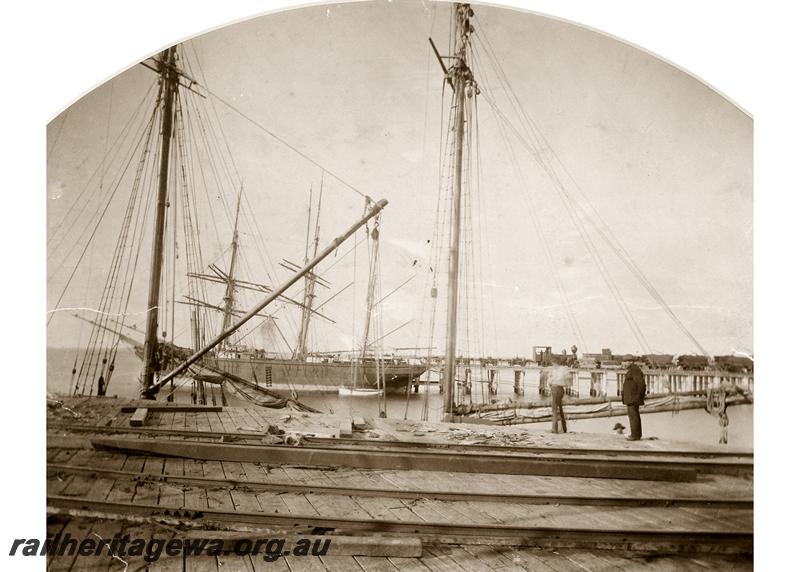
xmin=33 ymin=0 xmax=768 ymax=569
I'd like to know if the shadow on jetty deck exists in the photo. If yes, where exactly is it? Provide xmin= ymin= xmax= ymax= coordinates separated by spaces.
xmin=46 ymin=397 xmax=753 ymax=571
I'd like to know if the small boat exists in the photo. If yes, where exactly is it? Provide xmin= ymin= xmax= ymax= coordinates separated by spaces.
xmin=338 ymin=387 xmax=383 ymax=397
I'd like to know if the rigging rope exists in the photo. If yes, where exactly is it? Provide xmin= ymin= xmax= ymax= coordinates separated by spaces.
xmin=419 ymin=78 xmax=459 ymax=421
xmin=201 ymin=86 xmax=371 ymax=202
xmin=48 ymin=87 xmax=161 ymax=327
xmin=74 ymin=92 xmax=162 ymax=395
xmin=706 ymin=385 xmax=729 ymax=444
xmin=471 ymin=23 xmax=653 ymax=355
xmin=47 ymin=81 xmax=158 ymax=252
xmin=470 ymin=45 xmax=586 ymax=352
xmin=472 ymin=16 xmax=706 ymax=356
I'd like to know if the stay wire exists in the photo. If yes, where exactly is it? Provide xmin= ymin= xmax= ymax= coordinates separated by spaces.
xmin=47 ymin=87 xmax=158 ymax=285
xmin=472 ymin=37 xmax=651 ymax=354
xmin=202 ymin=86 xmax=371 ymax=202
xmin=469 ymin=43 xmax=587 ymax=352
xmin=47 ymin=80 xmax=158 ymax=251
xmin=50 ymin=87 xmax=162 ymax=329
xmin=76 ymin=87 xmax=162 ymax=393
xmin=475 ymin=19 xmax=696 ymax=354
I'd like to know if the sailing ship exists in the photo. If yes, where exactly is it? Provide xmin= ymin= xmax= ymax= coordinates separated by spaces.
xmin=195 ymin=188 xmax=425 ymax=395
xmin=47 ymin=2 xmax=751 ymax=427
xmin=418 ymin=3 xmax=753 ymax=425
xmin=48 ymin=42 xmax=424 ymax=405
xmin=41 ymin=10 xmax=754 ymax=568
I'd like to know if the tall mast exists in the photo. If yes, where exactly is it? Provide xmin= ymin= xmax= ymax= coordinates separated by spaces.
xmin=295 ymin=183 xmax=323 ymax=361
xmin=141 ymin=46 xmax=179 ymax=398
xmin=359 ymin=223 xmax=381 ymax=362
xmin=146 ymin=199 xmax=389 ymax=395
xmin=441 ymin=4 xmax=474 ymax=421
xmin=220 ymin=186 xmax=244 ymax=343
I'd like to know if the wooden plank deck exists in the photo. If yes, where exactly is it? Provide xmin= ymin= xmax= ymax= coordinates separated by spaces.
xmin=45 ymin=397 xmax=753 ymax=570
xmin=46 ymin=516 xmax=754 ymax=572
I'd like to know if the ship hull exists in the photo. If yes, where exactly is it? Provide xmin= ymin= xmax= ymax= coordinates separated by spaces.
xmin=213 ymin=356 xmax=426 ymax=394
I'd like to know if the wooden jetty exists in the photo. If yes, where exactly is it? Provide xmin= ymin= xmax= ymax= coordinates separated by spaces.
xmin=46 ymin=396 xmax=753 ymax=570
xmin=44 ymin=4 xmax=754 ymax=570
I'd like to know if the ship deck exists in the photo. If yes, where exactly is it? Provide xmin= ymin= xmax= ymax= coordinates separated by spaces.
xmin=46 ymin=396 xmax=753 ymax=571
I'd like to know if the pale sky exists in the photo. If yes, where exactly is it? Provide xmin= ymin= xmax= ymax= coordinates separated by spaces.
xmin=46 ymin=0 xmax=752 ymax=358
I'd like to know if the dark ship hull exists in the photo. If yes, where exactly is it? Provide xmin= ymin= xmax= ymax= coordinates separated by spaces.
xmin=213 ymin=354 xmax=427 ymax=394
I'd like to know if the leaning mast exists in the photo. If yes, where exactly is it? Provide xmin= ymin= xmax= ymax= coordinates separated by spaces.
xmin=141 ymin=47 xmax=179 ymax=398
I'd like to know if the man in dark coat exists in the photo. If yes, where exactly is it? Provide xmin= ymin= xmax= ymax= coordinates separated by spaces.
xmin=622 ymin=362 xmax=646 ymax=440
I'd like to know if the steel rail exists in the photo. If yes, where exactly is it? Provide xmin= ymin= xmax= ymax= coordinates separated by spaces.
xmin=46 ymin=495 xmax=753 ymax=555
xmin=46 ymin=463 xmax=753 ymax=509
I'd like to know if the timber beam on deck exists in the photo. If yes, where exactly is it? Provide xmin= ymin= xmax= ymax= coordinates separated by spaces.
xmin=46 ymin=463 xmax=753 ymax=509
xmin=302 ymin=435 xmax=754 ymax=459
xmin=48 ymin=423 xmax=751 ymax=476
xmin=299 ymin=437 xmax=753 ymax=477
xmin=48 ymin=420 xmax=753 ymax=460
xmin=120 ymin=405 xmax=224 ymax=413
xmin=89 ymin=437 xmax=698 ymax=481
xmin=46 ymin=496 xmax=753 ymax=555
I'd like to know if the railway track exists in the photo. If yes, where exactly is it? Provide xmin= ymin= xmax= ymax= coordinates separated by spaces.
xmin=46 ymin=463 xmax=752 ymax=509
xmin=46 ymin=495 xmax=753 ymax=555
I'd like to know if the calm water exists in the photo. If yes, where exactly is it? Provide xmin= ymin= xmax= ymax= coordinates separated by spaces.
xmin=48 ymin=347 xmax=753 ymax=449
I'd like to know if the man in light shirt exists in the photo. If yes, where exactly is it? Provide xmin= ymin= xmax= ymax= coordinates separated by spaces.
xmin=546 ymin=365 xmax=570 ymax=433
